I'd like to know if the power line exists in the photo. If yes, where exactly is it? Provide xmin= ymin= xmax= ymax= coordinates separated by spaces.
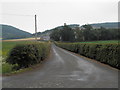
xmin=0 ymin=13 xmax=34 ymax=17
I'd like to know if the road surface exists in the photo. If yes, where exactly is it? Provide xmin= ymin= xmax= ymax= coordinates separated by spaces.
xmin=2 ymin=44 xmax=118 ymax=88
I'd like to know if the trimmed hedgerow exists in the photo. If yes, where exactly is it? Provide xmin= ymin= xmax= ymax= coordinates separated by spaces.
xmin=6 ymin=42 xmax=50 ymax=69
xmin=55 ymin=42 xmax=119 ymax=69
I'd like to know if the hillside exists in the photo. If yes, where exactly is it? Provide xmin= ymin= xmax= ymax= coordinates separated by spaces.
xmin=90 ymin=22 xmax=119 ymax=29
xmin=0 ymin=24 xmax=32 ymax=39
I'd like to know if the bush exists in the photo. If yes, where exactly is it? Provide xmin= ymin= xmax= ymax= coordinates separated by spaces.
xmin=55 ymin=42 xmax=119 ymax=69
xmin=6 ymin=42 xmax=50 ymax=69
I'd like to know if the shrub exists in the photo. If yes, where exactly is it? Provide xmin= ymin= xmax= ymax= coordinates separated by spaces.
xmin=55 ymin=42 xmax=119 ymax=69
xmin=6 ymin=42 xmax=50 ymax=69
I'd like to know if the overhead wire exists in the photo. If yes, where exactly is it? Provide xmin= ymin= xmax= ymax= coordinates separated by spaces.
xmin=0 ymin=13 xmax=34 ymax=17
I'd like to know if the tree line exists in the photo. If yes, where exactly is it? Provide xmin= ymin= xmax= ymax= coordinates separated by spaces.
xmin=50 ymin=24 xmax=120 ymax=42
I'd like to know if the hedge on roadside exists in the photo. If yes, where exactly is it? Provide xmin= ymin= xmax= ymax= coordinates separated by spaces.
xmin=6 ymin=42 xmax=51 ymax=69
xmin=55 ymin=42 xmax=119 ymax=69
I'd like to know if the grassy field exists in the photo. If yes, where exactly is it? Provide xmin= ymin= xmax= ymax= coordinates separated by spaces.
xmin=2 ymin=37 xmax=37 ymax=42
xmin=78 ymin=40 xmax=119 ymax=44
xmin=2 ymin=41 xmax=35 ymax=57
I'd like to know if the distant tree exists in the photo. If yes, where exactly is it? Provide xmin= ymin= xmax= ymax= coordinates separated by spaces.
xmin=82 ymin=24 xmax=93 ymax=30
xmin=50 ymin=28 xmax=60 ymax=41
xmin=60 ymin=25 xmax=75 ymax=42
xmin=75 ymin=29 xmax=84 ymax=41
xmin=118 ymin=29 xmax=120 ymax=40
xmin=82 ymin=24 xmax=93 ymax=41
xmin=98 ymin=27 xmax=108 ymax=40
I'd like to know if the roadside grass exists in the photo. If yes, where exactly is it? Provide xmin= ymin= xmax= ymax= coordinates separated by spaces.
xmin=2 ymin=63 xmax=43 ymax=76
xmin=2 ymin=62 xmax=37 ymax=75
xmin=2 ymin=63 xmax=14 ymax=74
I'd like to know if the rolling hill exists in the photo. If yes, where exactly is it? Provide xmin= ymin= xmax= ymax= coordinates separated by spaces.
xmin=0 ymin=24 xmax=32 ymax=39
xmin=90 ymin=22 xmax=119 ymax=29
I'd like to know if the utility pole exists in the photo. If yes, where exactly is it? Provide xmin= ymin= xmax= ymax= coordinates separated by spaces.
xmin=35 ymin=15 xmax=37 ymax=41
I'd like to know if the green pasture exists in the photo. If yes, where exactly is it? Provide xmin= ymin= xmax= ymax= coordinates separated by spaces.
xmin=2 ymin=41 xmax=35 ymax=57
xmin=78 ymin=40 xmax=119 ymax=44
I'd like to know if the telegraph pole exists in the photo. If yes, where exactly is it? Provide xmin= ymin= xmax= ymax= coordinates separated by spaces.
xmin=35 ymin=15 xmax=37 ymax=41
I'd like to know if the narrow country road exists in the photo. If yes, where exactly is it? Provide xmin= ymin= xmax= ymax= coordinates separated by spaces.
xmin=2 ymin=44 xmax=118 ymax=88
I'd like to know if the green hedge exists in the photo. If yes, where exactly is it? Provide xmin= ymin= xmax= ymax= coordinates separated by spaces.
xmin=55 ymin=42 xmax=119 ymax=69
xmin=6 ymin=42 xmax=51 ymax=69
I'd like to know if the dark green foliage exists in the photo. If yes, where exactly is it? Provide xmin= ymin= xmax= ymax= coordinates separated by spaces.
xmin=50 ymin=24 xmax=120 ymax=42
xmin=60 ymin=25 xmax=75 ymax=42
xmin=50 ymin=25 xmax=75 ymax=42
xmin=50 ymin=28 xmax=61 ymax=41
xmin=6 ymin=42 xmax=50 ymax=69
xmin=56 ymin=42 xmax=119 ymax=69
xmin=82 ymin=24 xmax=93 ymax=30
xmin=80 ymin=25 xmax=120 ymax=41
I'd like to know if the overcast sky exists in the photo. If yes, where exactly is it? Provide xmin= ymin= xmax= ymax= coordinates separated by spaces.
xmin=0 ymin=0 xmax=119 ymax=33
